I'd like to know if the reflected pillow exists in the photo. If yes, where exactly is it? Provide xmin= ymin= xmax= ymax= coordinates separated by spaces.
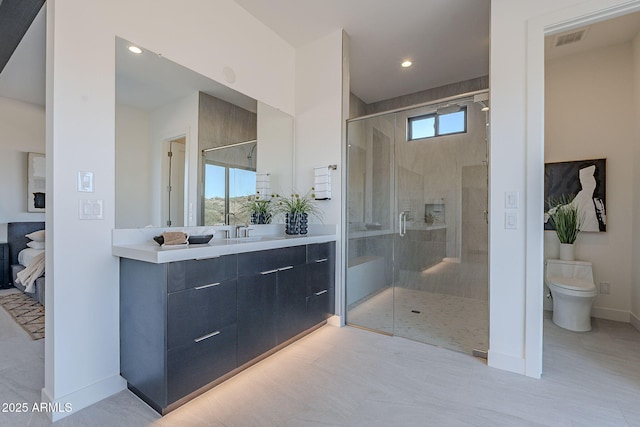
xmin=27 ymin=241 xmax=46 ymax=250
xmin=26 ymin=229 xmax=45 ymax=242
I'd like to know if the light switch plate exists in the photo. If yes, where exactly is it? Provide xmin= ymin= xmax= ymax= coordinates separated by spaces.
xmin=78 ymin=171 xmax=94 ymax=192
xmin=505 ymin=211 xmax=518 ymax=229
xmin=505 ymin=191 xmax=519 ymax=209
xmin=79 ymin=199 xmax=103 ymax=220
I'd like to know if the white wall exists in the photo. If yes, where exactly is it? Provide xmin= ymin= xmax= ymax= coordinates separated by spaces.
xmin=46 ymin=0 xmax=295 ymax=420
xmin=257 ymin=101 xmax=294 ymax=194
xmin=295 ymin=30 xmax=345 ymax=314
xmin=0 ymin=97 xmax=45 ymax=240
xmin=491 ymin=0 xmax=640 ymax=378
xmin=545 ymin=42 xmax=635 ymax=322
xmin=632 ymin=31 xmax=640 ymax=330
xmin=115 ymin=104 xmax=151 ymax=228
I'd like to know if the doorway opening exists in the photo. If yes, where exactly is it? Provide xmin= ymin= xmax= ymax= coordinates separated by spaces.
xmin=162 ymin=136 xmax=186 ymax=227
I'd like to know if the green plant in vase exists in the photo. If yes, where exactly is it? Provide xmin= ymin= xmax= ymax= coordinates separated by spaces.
xmin=273 ymin=189 xmax=322 ymax=235
xmin=545 ymin=195 xmax=583 ymax=260
xmin=241 ymin=193 xmax=273 ymax=224
xmin=424 ymin=212 xmax=436 ymax=225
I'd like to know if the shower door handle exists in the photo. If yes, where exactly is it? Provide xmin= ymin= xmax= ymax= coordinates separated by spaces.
xmin=399 ymin=211 xmax=408 ymax=237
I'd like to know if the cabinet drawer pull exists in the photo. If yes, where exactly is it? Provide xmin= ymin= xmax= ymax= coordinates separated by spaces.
xmin=314 ymin=289 xmax=328 ymax=296
xmin=314 ymin=258 xmax=328 ymax=263
xmin=194 ymin=330 xmax=220 ymax=343
xmin=195 ymin=255 xmax=220 ymax=261
xmin=278 ymin=265 xmax=294 ymax=271
xmin=260 ymin=269 xmax=279 ymax=275
xmin=195 ymin=282 xmax=220 ymax=290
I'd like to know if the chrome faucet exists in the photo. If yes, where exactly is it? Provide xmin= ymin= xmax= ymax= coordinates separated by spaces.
xmin=226 ymin=212 xmax=237 ymax=226
xmin=235 ymin=224 xmax=253 ymax=238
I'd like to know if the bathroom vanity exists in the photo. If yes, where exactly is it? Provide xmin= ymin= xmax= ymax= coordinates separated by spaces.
xmin=113 ymin=228 xmax=336 ymax=414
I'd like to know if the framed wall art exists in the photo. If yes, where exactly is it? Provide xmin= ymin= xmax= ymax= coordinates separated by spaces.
xmin=544 ymin=158 xmax=606 ymax=232
xmin=27 ymin=152 xmax=46 ymax=212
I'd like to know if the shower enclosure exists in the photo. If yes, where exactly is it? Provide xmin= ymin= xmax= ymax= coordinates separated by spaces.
xmin=345 ymin=91 xmax=489 ymax=355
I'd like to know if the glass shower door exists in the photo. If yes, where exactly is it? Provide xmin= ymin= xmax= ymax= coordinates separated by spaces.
xmin=345 ymin=114 xmax=395 ymax=334
xmin=391 ymin=100 xmax=489 ymax=354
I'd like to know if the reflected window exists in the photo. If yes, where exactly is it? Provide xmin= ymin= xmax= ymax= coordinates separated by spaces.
xmin=408 ymin=107 xmax=466 ymax=141
xmin=203 ymin=141 xmax=257 ymax=225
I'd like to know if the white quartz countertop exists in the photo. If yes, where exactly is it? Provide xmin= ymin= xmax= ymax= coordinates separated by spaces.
xmin=112 ymin=225 xmax=337 ymax=264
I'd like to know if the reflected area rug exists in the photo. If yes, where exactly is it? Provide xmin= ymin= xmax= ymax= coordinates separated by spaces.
xmin=0 ymin=292 xmax=44 ymax=340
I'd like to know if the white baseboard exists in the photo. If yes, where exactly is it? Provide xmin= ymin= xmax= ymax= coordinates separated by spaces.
xmin=41 ymin=375 xmax=126 ymax=422
xmin=487 ymin=350 xmax=525 ymax=375
xmin=592 ymin=306 xmax=630 ymax=323
xmin=630 ymin=312 xmax=640 ymax=332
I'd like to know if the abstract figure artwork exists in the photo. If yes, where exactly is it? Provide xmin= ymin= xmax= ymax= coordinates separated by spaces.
xmin=544 ymin=158 xmax=606 ymax=232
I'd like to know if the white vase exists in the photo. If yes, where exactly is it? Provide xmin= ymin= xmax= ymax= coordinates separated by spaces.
xmin=559 ymin=243 xmax=575 ymax=261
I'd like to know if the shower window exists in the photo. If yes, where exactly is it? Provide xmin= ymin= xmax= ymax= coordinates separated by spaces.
xmin=408 ymin=107 xmax=467 ymax=140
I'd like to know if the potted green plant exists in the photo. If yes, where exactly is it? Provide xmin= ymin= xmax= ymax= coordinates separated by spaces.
xmin=546 ymin=195 xmax=583 ymax=261
xmin=424 ymin=212 xmax=436 ymax=225
xmin=241 ymin=193 xmax=273 ymax=224
xmin=273 ymin=189 xmax=322 ymax=235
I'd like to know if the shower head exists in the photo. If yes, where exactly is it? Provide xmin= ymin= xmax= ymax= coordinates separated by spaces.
xmin=247 ymin=143 xmax=257 ymax=159
xmin=436 ymin=104 xmax=461 ymax=115
xmin=477 ymin=100 xmax=489 ymax=112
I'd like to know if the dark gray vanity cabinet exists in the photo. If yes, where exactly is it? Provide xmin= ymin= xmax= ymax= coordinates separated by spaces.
xmin=120 ymin=255 xmax=237 ymax=414
xmin=305 ymin=242 xmax=336 ymax=328
xmin=236 ymin=246 xmax=306 ymax=366
xmin=120 ymin=240 xmax=336 ymax=415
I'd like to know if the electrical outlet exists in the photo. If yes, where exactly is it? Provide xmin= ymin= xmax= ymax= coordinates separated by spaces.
xmin=599 ymin=282 xmax=610 ymax=294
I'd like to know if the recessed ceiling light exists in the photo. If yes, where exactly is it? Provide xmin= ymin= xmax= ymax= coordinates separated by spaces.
xmin=401 ymin=60 xmax=412 ymax=68
xmin=128 ymin=45 xmax=142 ymax=54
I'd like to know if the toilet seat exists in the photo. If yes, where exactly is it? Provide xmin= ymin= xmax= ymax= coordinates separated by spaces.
xmin=546 ymin=275 xmax=596 ymax=292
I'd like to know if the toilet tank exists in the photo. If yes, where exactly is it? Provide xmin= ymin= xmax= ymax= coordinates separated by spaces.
xmin=545 ymin=259 xmax=594 ymax=283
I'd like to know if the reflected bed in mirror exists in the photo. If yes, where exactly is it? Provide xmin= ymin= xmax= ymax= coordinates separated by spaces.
xmin=115 ymin=37 xmax=294 ymax=229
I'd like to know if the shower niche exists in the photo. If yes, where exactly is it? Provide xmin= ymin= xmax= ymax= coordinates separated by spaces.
xmin=424 ymin=202 xmax=445 ymax=225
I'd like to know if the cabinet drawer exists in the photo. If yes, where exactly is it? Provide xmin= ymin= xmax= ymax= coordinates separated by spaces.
xmin=167 ymin=323 xmax=237 ymax=404
xmin=306 ymin=261 xmax=334 ymax=296
xmin=167 ymin=254 xmax=237 ymax=293
xmin=237 ymin=246 xmax=305 ymax=277
xmin=167 ymin=279 xmax=237 ymax=349
xmin=306 ymin=241 xmax=335 ymax=263
xmin=306 ymin=287 xmax=334 ymax=327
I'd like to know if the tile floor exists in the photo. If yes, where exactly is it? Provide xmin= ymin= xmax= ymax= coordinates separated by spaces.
xmin=1 ymin=288 xmax=640 ymax=426
xmin=347 ymin=257 xmax=489 ymax=353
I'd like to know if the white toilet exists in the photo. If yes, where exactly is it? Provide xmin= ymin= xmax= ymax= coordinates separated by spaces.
xmin=544 ymin=259 xmax=597 ymax=332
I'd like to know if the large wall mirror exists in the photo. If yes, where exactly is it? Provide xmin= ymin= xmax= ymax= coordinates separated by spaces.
xmin=115 ymin=37 xmax=293 ymax=228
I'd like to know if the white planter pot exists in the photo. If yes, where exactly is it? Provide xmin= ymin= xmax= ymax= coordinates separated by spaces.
xmin=559 ymin=243 xmax=575 ymax=261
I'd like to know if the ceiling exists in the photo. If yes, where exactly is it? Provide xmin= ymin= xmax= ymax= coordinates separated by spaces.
xmin=0 ymin=0 xmax=44 ymax=74
xmin=545 ymin=11 xmax=640 ymax=61
xmin=0 ymin=2 xmax=45 ymax=106
xmin=3 ymin=3 xmax=640 ymax=110
xmin=234 ymin=0 xmax=490 ymax=104
xmin=115 ymin=37 xmax=256 ymax=112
